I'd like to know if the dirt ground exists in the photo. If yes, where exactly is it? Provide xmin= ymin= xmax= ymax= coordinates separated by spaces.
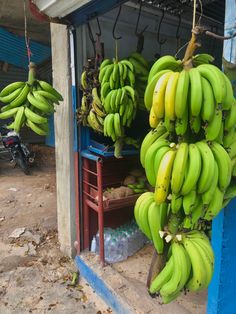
xmin=0 ymin=145 xmax=112 ymax=314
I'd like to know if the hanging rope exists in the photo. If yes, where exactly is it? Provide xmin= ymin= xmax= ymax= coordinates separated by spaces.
xmin=192 ymin=0 xmax=197 ymax=29
xmin=23 ymin=0 xmax=32 ymax=66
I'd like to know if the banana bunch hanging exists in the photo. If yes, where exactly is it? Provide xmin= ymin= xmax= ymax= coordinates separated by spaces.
xmin=134 ymin=50 xmax=236 ymax=304
xmin=0 ymin=63 xmax=63 ymax=136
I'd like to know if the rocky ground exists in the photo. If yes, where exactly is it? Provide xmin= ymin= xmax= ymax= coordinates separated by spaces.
xmin=0 ymin=145 xmax=112 ymax=314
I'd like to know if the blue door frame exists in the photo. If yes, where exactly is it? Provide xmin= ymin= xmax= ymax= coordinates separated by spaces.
xmin=207 ymin=1 xmax=236 ymax=313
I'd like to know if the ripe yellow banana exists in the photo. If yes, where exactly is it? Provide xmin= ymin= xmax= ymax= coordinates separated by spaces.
xmin=154 ymin=149 xmax=176 ymax=204
xmin=165 ymin=72 xmax=180 ymax=121
xmin=152 ymin=72 xmax=172 ymax=119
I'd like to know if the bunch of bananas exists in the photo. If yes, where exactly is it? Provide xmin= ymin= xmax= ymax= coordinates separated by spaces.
xmin=140 ymin=123 xmax=232 ymax=224
xmin=79 ymin=59 xmax=106 ymax=133
xmin=134 ymin=52 xmax=236 ymax=304
xmin=145 ymin=55 xmax=235 ymax=142
xmin=99 ymin=58 xmax=137 ymax=140
xmin=0 ymin=63 xmax=63 ymax=136
xmin=128 ymin=52 xmax=150 ymax=110
xmin=149 ymin=230 xmax=214 ymax=304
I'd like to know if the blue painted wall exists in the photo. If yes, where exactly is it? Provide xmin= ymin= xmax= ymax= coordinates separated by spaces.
xmin=0 ymin=27 xmax=51 ymax=69
xmin=207 ymin=1 xmax=236 ymax=312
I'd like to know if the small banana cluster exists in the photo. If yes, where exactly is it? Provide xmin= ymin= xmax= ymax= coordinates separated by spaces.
xmin=145 ymin=55 xmax=236 ymax=141
xmin=140 ymin=123 xmax=232 ymax=223
xmin=79 ymin=59 xmax=106 ymax=133
xmin=134 ymin=192 xmax=168 ymax=254
xmin=99 ymin=58 xmax=137 ymax=141
xmin=149 ymin=230 xmax=214 ymax=304
xmin=0 ymin=66 xmax=63 ymax=136
xmin=128 ymin=52 xmax=150 ymax=110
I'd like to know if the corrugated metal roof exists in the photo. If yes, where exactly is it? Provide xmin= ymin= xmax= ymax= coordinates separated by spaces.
xmin=0 ymin=27 xmax=51 ymax=69
xmin=33 ymin=0 xmax=91 ymax=18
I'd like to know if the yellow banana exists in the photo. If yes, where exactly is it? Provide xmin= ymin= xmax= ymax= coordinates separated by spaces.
xmin=165 ymin=72 xmax=180 ymax=121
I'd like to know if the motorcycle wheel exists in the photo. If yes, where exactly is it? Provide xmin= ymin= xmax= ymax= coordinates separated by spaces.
xmin=15 ymin=151 xmax=30 ymax=175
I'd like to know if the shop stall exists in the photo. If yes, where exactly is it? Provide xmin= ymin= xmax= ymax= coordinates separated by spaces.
xmin=33 ymin=0 xmax=236 ymax=312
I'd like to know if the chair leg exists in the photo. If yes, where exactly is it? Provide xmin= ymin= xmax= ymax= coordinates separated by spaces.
xmin=97 ymin=160 xmax=105 ymax=265
xmin=83 ymin=158 xmax=90 ymax=249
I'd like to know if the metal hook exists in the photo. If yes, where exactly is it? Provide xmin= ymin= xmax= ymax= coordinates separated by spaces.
xmin=157 ymin=10 xmax=167 ymax=45
xmin=87 ymin=21 xmax=96 ymax=56
xmin=96 ymin=17 xmax=101 ymax=37
xmin=112 ymin=6 xmax=122 ymax=40
xmin=135 ymin=1 xmax=148 ymax=36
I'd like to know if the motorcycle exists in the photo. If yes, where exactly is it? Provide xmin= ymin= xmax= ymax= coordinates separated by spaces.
xmin=0 ymin=126 xmax=35 ymax=174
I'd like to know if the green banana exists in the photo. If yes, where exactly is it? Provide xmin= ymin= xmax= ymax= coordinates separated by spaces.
xmin=26 ymin=119 xmax=47 ymax=136
xmin=196 ymin=64 xmax=225 ymax=105
xmin=138 ymin=196 xmax=154 ymax=240
xmin=210 ymin=141 xmax=232 ymax=191
xmin=181 ymin=144 xmax=202 ymax=195
xmin=0 ymin=107 xmax=19 ymax=119
xmin=149 ymin=257 xmax=174 ymax=294
xmin=171 ymin=194 xmax=183 ymax=214
xmin=204 ymin=107 xmax=222 ymax=141
xmin=204 ymin=186 xmax=224 ymax=221
xmin=202 ymin=161 xmax=219 ymax=207
xmin=196 ymin=141 xmax=215 ymax=194
xmin=224 ymin=102 xmax=236 ymax=131
xmin=144 ymin=137 xmax=170 ymax=187
xmin=171 ymin=143 xmax=188 ymax=194
xmin=28 ymin=92 xmax=52 ymax=114
xmin=134 ymin=192 xmax=153 ymax=225
xmin=14 ymin=106 xmax=25 ymax=133
xmin=130 ymin=52 xmax=149 ymax=69
xmin=113 ymin=113 xmax=122 ymax=138
xmin=7 ymin=84 xmax=30 ymax=109
xmin=24 ymin=106 xmax=48 ymax=124
xmin=183 ymin=190 xmax=197 ymax=215
xmin=183 ymin=237 xmax=207 ymax=291
xmin=222 ymin=72 xmax=235 ymax=110
xmin=0 ymin=81 xmax=25 ymax=97
xmin=201 ymin=77 xmax=215 ymax=123
xmin=37 ymin=80 xmax=63 ymax=101
xmin=223 ymin=127 xmax=236 ymax=148
xmin=0 ymin=87 xmax=23 ymax=104
xmin=35 ymin=90 xmax=59 ymax=103
xmin=140 ymin=123 xmax=166 ymax=167
xmin=175 ymin=70 xmax=189 ymax=118
xmin=175 ymin=107 xmax=188 ymax=136
xmin=160 ymin=242 xmax=182 ymax=297
xmin=189 ymin=68 xmax=203 ymax=117
xmin=148 ymin=56 xmax=182 ymax=83
xmin=148 ymin=202 xmax=164 ymax=254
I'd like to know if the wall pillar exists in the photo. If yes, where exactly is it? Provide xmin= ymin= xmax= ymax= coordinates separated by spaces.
xmin=50 ymin=23 xmax=76 ymax=257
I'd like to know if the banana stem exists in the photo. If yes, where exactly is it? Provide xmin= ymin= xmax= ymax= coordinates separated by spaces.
xmin=115 ymin=39 xmax=118 ymax=63
xmin=182 ymin=28 xmax=201 ymax=69
xmin=28 ymin=62 xmax=36 ymax=85
xmin=167 ymin=212 xmax=183 ymax=234
xmin=114 ymin=137 xmax=124 ymax=158
xmin=146 ymin=246 xmax=168 ymax=289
